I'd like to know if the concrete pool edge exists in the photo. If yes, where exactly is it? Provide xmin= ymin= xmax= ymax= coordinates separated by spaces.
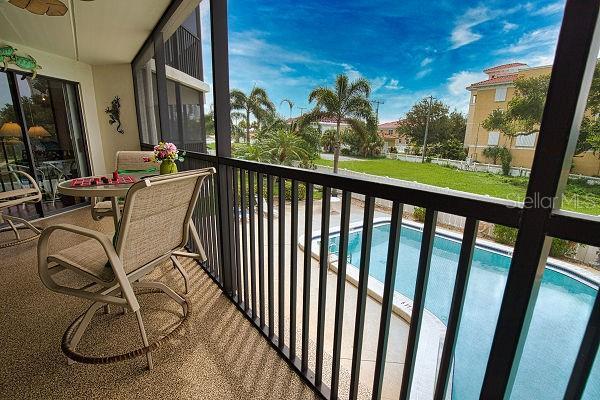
xmin=299 ymin=216 xmax=599 ymax=398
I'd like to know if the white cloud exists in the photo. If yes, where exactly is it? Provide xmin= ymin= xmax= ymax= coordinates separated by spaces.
xmin=450 ymin=5 xmax=524 ymax=49
xmin=503 ymin=21 xmax=518 ymax=32
xmin=279 ymin=65 xmax=295 ymax=73
xmin=444 ymin=70 xmax=488 ymax=113
xmin=420 ymin=57 xmax=434 ymax=67
xmin=385 ymin=79 xmax=402 ymax=90
xmin=450 ymin=6 xmax=494 ymax=49
xmin=496 ymin=25 xmax=559 ymax=55
xmin=416 ymin=68 xmax=432 ymax=79
xmin=532 ymin=2 xmax=564 ymax=16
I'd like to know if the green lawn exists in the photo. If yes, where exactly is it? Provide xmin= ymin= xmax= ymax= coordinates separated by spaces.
xmin=315 ymin=158 xmax=600 ymax=216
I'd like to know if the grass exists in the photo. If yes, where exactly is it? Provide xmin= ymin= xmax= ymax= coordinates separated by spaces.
xmin=315 ymin=158 xmax=600 ymax=216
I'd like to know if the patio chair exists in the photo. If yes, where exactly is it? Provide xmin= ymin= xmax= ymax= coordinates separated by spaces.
xmin=38 ymin=168 xmax=214 ymax=370
xmin=0 ymin=170 xmax=42 ymax=248
xmin=91 ymin=150 xmax=159 ymax=221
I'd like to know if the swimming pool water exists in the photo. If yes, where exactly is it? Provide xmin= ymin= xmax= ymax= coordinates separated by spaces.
xmin=327 ymin=222 xmax=599 ymax=399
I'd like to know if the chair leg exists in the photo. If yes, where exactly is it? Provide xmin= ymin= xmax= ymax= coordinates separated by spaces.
xmin=67 ymin=302 xmax=105 ymax=365
xmin=135 ymin=310 xmax=153 ymax=370
xmin=171 ymin=255 xmax=189 ymax=294
xmin=6 ymin=219 xmax=20 ymax=240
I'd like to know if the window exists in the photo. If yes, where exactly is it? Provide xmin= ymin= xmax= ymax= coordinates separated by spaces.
xmin=487 ymin=131 xmax=500 ymax=146
xmin=388 ymin=129 xmax=394 ymax=135
xmin=471 ymin=94 xmax=477 ymax=104
xmin=516 ymin=132 xmax=537 ymax=147
xmin=495 ymin=87 xmax=508 ymax=102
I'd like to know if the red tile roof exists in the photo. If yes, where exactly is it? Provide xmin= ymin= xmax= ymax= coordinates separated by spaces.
xmin=378 ymin=121 xmax=401 ymax=129
xmin=483 ymin=62 xmax=527 ymax=74
xmin=467 ymin=74 xmax=518 ymax=90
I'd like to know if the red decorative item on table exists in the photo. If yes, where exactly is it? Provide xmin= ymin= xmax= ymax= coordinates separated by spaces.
xmin=70 ymin=175 xmax=136 ymax=187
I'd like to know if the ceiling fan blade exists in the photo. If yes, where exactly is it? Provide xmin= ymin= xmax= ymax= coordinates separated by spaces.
xmin=8 ymin=0 xmax=68 ymax=16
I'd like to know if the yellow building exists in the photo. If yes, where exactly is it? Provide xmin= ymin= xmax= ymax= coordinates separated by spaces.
xmin=464 ymin=62 xmax=600 ymax=176
xmin=378 ymin=121 xmax=408 ymax=153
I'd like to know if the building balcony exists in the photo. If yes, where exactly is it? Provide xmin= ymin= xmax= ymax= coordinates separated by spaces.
xmin=0 ymin=0 xmax=598 ymax=399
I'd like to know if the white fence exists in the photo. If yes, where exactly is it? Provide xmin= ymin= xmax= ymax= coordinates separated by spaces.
xmin=384 ymin=153 xmax=600 ymax=184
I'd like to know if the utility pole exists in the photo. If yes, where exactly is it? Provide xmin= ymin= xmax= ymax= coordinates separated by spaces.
xmin=298 ymin=106 xmax=307 ymax=116
xmin=421 ymin=95 xmax=435 ymax=163
xmin=371 ymin=99 xmax=385 ymax=124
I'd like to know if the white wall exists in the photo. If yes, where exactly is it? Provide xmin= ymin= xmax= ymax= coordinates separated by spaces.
xmin=2 ymin=40 xmax=107 ymax=174
xmin=92 ymin=64 xmax=141 ymax=172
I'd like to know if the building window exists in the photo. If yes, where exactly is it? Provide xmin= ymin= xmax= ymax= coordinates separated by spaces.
xmin=388 ymin=129 xmax=394 ymax=135
xmin=516 ymin=132 xmax=537 ymax=147
xmin=488 ymin=131 xmax=500 ymax=146
xmin=471 ymin=94 xmax=477 ymax=104
xmin=495 ymin=87 xmax=507 ymax=102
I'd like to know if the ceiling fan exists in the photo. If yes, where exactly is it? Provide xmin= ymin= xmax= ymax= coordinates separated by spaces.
xmin=4 ymin=0 xmax=94 ymax=17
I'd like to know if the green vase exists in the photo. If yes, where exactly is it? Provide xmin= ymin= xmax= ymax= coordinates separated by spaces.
xmin=160 ymin=160 xmax=178 ymax=174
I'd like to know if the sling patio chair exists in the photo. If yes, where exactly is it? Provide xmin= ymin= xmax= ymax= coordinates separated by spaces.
xmin=38 ymin=168 xmax=214 ymax=370
xmin=0 ymin=169 xmax=42 ymax=248
xmin=90 ymin=151 xmax=159 ymax=221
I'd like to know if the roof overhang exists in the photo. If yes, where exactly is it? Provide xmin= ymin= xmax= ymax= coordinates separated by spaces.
xmin=0 ymin=0 xmax=200 ymax=65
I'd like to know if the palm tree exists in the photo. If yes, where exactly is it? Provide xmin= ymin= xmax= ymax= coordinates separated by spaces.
xmin=230 ymin=87 xmax=275 ymax=143
xmin=262 ymin=129 xmax=309 ymax=165
xmin=280 ymin=98 xmax=294 ymax=120
xmin=304 ymin=74 xmax=373 ymax=173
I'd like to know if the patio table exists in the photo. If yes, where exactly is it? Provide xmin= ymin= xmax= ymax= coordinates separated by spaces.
xmin=57 ymin=172 xmax=151 ymax=228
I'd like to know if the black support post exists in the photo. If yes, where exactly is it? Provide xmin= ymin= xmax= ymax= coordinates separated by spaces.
xmin=209 ymin=0 xmax=234 ymax=294
xmin=481 ymin=1 xmax=600 ymax=398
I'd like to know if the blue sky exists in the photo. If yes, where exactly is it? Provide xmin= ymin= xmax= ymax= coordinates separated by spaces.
xmin=202 ymin=0 xmax=565 ymax=122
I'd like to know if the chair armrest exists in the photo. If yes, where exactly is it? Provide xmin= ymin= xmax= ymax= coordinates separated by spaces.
xmin=0 ymin=170 xmax=42 ymax=197
xmin=37 ymin=223 xmax=140 ymax=311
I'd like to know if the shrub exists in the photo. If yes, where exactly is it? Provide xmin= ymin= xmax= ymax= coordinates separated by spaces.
xmin=493 ymin=225 xmax=577 ymax=258
xmin=500 ymin=149 xmax=513 ymax=176
xmin=389 ymin=146 xmax=397 ymax=153
xmin=284 ymin=180 xmax=307 ymax=201
xmin=493 ymin=224 xmax=518 ymax=245
xmin=413 ymin=206 xmax=426 ymax=222
xmin=549 ymin=239 xmax=577 ymax=258
xmin=483 ymin=146 xmax=512 ymax=176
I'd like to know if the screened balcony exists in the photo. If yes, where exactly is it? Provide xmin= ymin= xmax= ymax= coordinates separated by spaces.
xmin=0 ymin=0 xmax=599 ymax=399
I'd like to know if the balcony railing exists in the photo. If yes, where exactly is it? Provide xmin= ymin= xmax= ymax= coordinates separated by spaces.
xmin=165 ymin=26 xmax=203 ymax=81
xmin=161 ymin=148 xmax=600 ymax=400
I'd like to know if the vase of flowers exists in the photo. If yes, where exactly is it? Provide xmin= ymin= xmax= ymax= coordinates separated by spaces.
xmin=145 ymin=142 xmax=185 ymax=174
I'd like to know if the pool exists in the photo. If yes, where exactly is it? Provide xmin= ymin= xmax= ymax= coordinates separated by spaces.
xmin=326 ymin=221 xmax=599 ymax=399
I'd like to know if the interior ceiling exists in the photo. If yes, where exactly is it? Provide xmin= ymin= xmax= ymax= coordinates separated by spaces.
xmin=0 ymin=0 xmax=172 ymax=65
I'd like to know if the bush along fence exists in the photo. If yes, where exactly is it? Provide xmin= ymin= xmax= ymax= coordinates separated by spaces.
xmin=384 ymin=152 xmax=600 ymax=184
xmin=317 ymin=164 xmax=600 ymax=267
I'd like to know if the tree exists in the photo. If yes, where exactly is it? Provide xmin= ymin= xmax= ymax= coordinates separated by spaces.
xmin=230 ymin=87 xmax=275 ymax=143
xmin=303 ymin=74 xmax=373 ymax=174
xmin=342 ymin=119 xmax=383 ymax=157
xmin=398 ymin=99 xmax=466 ymax=149
xmin=320 ymin=129 xmax=337 ymax=153
xmin=427 ymin=138 xmax=467 ymax=160
xmin=235 ymin=116 xmax=319 ymax=167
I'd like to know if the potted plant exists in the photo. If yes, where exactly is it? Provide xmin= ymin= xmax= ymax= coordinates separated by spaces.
xmin=146 ymin=142 xmax=185 ymax=174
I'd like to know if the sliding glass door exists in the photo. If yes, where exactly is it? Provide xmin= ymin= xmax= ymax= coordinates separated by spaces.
xmin=0 ymin=71 xmax=90 ymax=219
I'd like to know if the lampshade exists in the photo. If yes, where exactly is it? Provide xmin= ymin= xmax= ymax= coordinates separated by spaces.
xmin=4 ymin=137 xmax=22 ymax=145
xmin=28 ymin=125 xmax=50 ymax=138
xmin=0 ymin=122 xmax=21 ymax=137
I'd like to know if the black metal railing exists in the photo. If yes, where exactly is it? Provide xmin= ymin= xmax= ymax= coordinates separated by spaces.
xmin=165 ymin=26 xmax=203 ymax=81
xmin=172 ymin=149 xmax=599 ymax=400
